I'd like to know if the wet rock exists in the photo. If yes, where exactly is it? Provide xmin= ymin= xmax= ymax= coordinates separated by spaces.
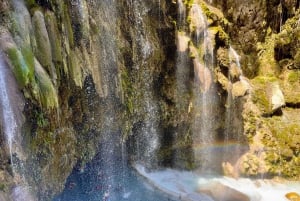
xmin=11 ymin=186 xmax=37 ymax=201
xmin=0 ymin=192 xmax=11 ymax=201
xmin=34 ymin=58 xmax=58 ymax=108
xmin=229 ymin=63 xmax=241 ymax=82
xmin=189 ymin=4 xmax=206 ymax=36
xmin=44 ymin=11 xmax=63 ymax=65
xmin=193 ymin=59 xmax=212 ymax=92
xmin=32 ymin=10 xmax=56 ymax=82
xmin=198 ymin=181 xmax=251 ymax=201
xmin=10 ymin=0 xmax=32 ymax=48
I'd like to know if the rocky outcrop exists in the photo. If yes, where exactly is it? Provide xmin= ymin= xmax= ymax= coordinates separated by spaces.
xmin=0 ymin=0 xmax=299 ymax=200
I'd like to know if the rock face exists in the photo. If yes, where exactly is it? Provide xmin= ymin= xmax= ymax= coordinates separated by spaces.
xmin=0 ymin=0 xmax=299 ymax=200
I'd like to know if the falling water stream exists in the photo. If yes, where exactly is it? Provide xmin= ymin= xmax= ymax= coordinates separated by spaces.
xmin=190 ymin=4 xmax=219 ymax=174
xmin=0 ymin=54 xmax=17 ymax=166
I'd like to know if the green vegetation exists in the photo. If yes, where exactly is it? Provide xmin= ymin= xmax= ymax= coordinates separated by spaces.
xmin=63 ymin=4 xmax=74 ymax=48
xmin=6 ymin=47 xmax=32 ymax=88
xmin=0 ymin=183 xmax=6 ymax=191
xmin=35 ymin=60 xmax=59 ymax=108
xmin=262 ymin=117 xmax=300 ymax=179
xmin=121 ymin=69 xmax=135 ymax=114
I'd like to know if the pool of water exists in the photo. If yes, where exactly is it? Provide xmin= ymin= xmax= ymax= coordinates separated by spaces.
xmin=53 ymin=159 xmax=178 ymax=201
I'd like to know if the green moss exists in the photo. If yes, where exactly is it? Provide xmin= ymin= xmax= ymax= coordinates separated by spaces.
xmin=6 ymin=47 xmax=31 ymax=88
xmin=63 ymin=4 xmax=74 ymax=48
xmin=209 ymin=26 xmax=229 ymax=45
xmin=184 ymin=0 xmax=194 ymax=8
xmin=251 ymin=76 xmax=279 ymax=114
xmin=35 ymin=60 xmax=58 ymax=108
xmin=257 ymin=33 xmax=280 ymax=76
xmin=45 ymin=11 xmax=63 ymax=65
xmin=32 ymin=10 xmax=57 ymax=83
xmin=262 ymin=117 xmax=300 ymax=179
xmin=288 ymin=71 xmax=300 ymax=83
xmin=0 ymin=183 xmax=5 ymax=191
xmin=24 ymin=0 xmax=36 ymax=9
xmin=121 ymin=69 xmax=134 ymax=114
xmin=35 ymin=110 xmax=49 ymax=128
xmin=68 ymin=50 xmax=82 ymax=87
xmin=294 ymin=51 xmax=300 ymax=68
xmin=21 ymin=47 xmax=35 ymax=80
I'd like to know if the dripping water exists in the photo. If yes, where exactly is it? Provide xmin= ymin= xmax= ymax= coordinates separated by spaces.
xmin=190 ymin=4 xmax=218 ymax=174
xmin=130 ymin=0 xmax=160 ymax=167
xmin=0 ymin=55 xmax=17 ymax=168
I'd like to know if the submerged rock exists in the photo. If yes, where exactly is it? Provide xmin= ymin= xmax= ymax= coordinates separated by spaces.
xmin=198 ymin=181 xmax=251 ymax=201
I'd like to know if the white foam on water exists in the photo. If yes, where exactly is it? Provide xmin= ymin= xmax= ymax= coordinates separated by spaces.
xmin=135 ymin=164 xmax=300 ymax=201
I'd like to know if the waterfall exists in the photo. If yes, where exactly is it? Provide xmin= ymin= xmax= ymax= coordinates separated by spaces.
xmin=229 ymin=46 xmax=242 ymax=75
xmin=222 ymin=47 xmax=248 ymax=170
xmin=178 ymin=0 xmax=186 ymax=26
xmin=189 ymin=4 xmax=219 ymax=174
xmin=92 ymin=1 xmax=123 ymax=200
xmin=130 ymin=0 xmax=160 ymax=167
xmin=0 ymin=55 xmax=17 ymax=166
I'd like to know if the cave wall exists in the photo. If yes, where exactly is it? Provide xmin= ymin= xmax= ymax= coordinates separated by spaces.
xmin=0 ymin=0 xmax=299 ymax=200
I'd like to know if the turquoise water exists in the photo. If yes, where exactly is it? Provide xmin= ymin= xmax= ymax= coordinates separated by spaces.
xmin=53 ymin=154 xmax=178 ymax=201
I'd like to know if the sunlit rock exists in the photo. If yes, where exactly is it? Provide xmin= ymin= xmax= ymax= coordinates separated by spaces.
xmin=216 ymin=71 xmax=230 ymax=91
xmin=267 ymin=82 xmax=285 ymax=113
xmin=176 ymin=31 xmax=190 ymax=52
xmin=230 ymin=63 xmax=242 ymax=82
xmin=193 ymin=59 xmax=212 ymax=92
xmin=285 ymin=192 xmax=300 ymax=201
xmin=232 ymin=80 xmax=249 ymax=98
xmin=222 ymin=162 xmax=239 ymax=179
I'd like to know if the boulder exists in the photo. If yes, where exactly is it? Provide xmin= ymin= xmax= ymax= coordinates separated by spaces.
xmin=216 ymin=71 xmax=230 ymax=91
xmin=198 ymin=181 xmax=251 ymax=201
xmin=229 ymin=63 xmax=242 ymax=82
xmin=285 ymin=192 xmax=300 ymax=201
xmin=222 ymin=162 xmax=239 ymax=178
xmin=232 ymin=79 xmax=250 ymax=98
xmin=268 ymin=82 xmax=285 ymax=113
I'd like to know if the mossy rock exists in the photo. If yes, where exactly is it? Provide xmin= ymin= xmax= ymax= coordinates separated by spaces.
xmin=34 ymin=59 xmax=58 ymax=108
xmin=293 ymin=51 xmax=300 ymax=68
xmin=68 ymin=50 xmax=82 ymax=88
xmin=6 ymin=47 xmax=33 ymax=88
xmin=261 ymin=114 xmax=300 ymax=179
xmin=44 ymin=11 xmax=63 ymax=65
xmin=280 ymin=69 xmax=300 ymax=105
xmin=68 ymin=0 xmax=90 ymax=43
xmin=63 ymin=4 xmax=74 ymax=48
xmin=251 ymin=76 xmax=279 ymax=114
xmin=257 ymin=32 xmax=280 ymax=76
xmin=32 ymin=9 xmax=57 ymax=82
